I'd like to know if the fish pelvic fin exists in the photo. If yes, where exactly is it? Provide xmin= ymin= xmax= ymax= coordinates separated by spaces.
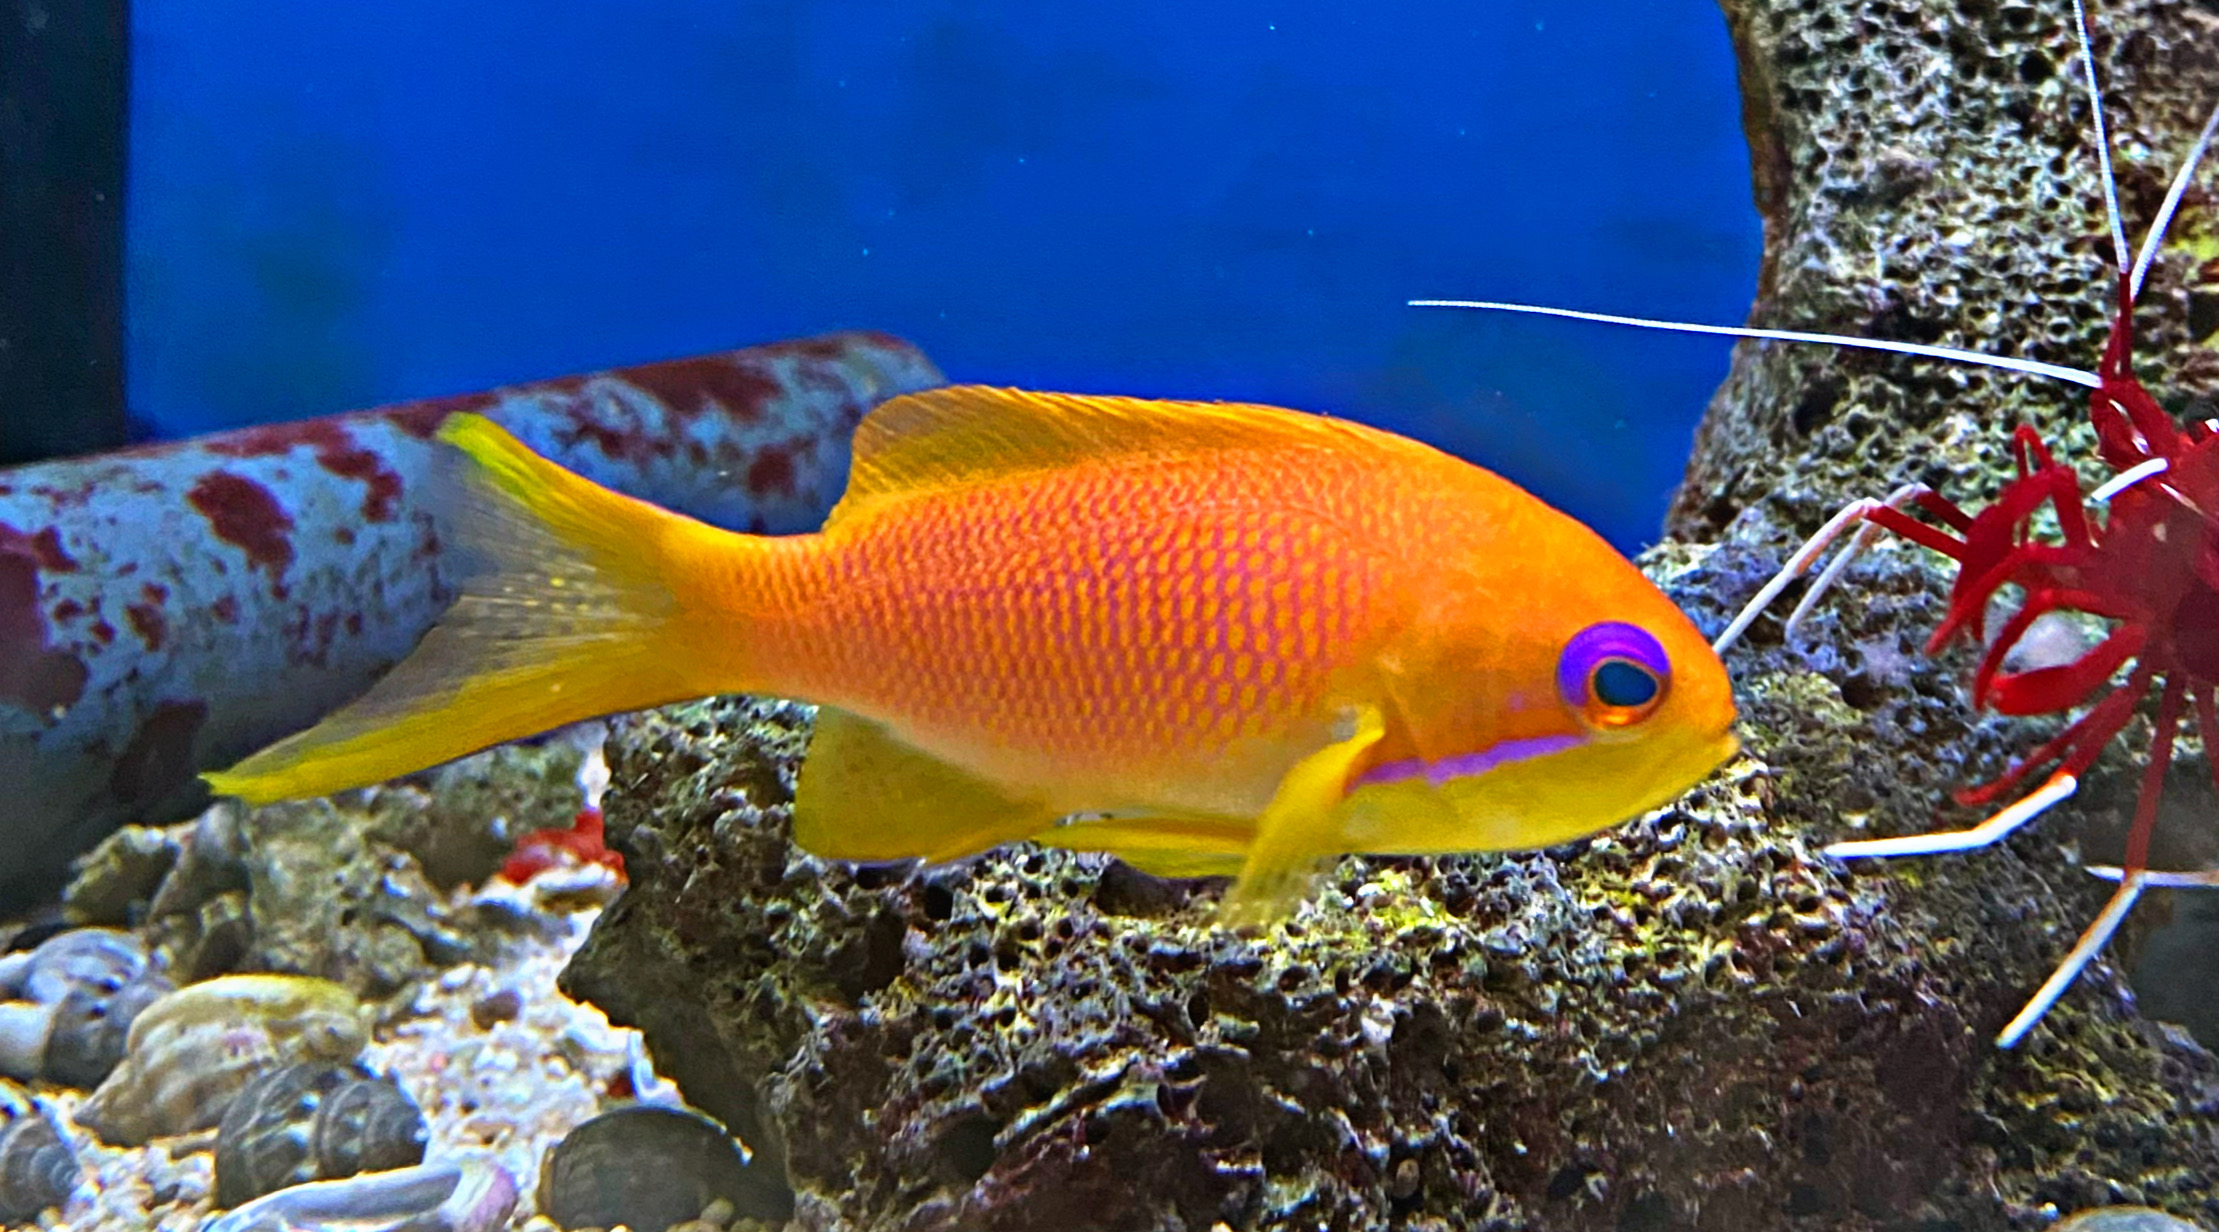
xmin=204 ymin=412 xmax=775 ymax=805
xmin=794 ymin=707 xmax=1063 ymax=863
xmin=1035 ymin=813 xmax=1253 ymax=878
xmin=1214 ymin=705 xmax=1387 ymax=928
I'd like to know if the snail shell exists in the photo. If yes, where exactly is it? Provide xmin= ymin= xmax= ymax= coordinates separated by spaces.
xmin=0 ymin=928 xmax=173 ymax=1089
xmin=0 ymin=1097 xmax=79 ymax=1223
xmin=77 ymin=974 xmax=367 ymax=1146
xmin=215 ymin=1063 xmax=428 ymax=1208
xmin=538 ymin=1105 xmax=785 ymax=1232
xmin=42 ymin=964 xmax=175 ymax=1090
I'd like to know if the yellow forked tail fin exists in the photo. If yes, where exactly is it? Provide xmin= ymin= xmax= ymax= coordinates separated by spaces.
xmin=204 ymin=413 xmax=744 ymax=805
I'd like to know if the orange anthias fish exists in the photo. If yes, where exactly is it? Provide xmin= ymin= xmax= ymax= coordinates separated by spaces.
xmin=204 ymin=387 xmax=1738 ymax=922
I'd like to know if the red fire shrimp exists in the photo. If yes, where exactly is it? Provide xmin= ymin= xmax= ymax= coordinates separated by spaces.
xmin=1415 ymin=0 xmax=2219 ymax=1048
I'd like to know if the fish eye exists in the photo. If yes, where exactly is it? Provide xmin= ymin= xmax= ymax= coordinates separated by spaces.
xmin=1557 ymin=622 xmax=1671 ymax=730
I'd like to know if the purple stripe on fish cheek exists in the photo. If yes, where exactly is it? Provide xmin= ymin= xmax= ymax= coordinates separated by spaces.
xmin=1353 ymin=732 xmax=1587 ymax=789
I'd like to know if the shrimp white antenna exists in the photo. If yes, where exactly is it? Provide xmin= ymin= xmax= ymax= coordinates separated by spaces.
xmin=1996 ymin=870 xmax=2145 ymax=1048
xmin=2070 ymin=0 xmax=2133 ymax=274
xmin=2087 ymin=863 xmax=2219 ymax=887
xmin=1824 ymin=771 xmax=2079 ymax=859
xmin=2087 ymin=456 xmax=2168 ymax=504
xmin=2130 ymin=96 xmax=2219 ymax=301
xmin=1409 ymin=301 xmax=2103 ymax=390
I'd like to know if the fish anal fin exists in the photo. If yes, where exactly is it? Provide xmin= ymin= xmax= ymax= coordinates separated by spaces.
xmin=830 ymin=386 xmax=1389 ymax=525
xmin=1214 ymin=705 xmax=1388 ymax=928
xmin=794 ymin=708 xmax=1058 ymax=863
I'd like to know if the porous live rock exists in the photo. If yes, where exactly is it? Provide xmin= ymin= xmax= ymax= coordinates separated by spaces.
xmin=560 ymin=3 xmax=2219 ymax=1229
xmin=1694 ymin=0 xmax=2219 ymax=995
xmin=62 ymin=736 xmax=591 ymax=1000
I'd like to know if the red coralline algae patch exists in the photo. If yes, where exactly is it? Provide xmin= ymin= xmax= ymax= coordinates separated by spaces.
xmin=206 ymin=420 xmax=405 ymax=522
xmin=621 ymin=355 xmax=782 ymax=424
xmin=498 ymin=806 xmax=626 ymax=885
xmin=187 ymin=471 xmax=295 ymax=580
xmin=0 ymin=547 xmax=88 ymax=713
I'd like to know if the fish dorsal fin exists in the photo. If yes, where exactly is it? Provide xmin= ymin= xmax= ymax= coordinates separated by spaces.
xmin=829 ymin=386 xmax=1391 ymax=524
xmin=793 ymin=707 xmax=1062 ymax=863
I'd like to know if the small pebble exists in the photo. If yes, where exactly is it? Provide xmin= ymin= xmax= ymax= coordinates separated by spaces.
xmin=471 ymin=989 xmax=525 ymax=1029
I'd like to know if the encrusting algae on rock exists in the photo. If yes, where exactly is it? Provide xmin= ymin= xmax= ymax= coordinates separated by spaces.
xmin=205 ymin=388 xmax=1737 ymax=925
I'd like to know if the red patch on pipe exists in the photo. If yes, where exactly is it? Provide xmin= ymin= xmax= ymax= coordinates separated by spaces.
xmin=743 ymin=444 xmax=798 ymax=498
xmin=380 ymin=401 xmax=470 ymax=438
xmin=126 ymin=600 xmax=167 ymax=652
xmin=0 ymin=525 xmax=78 ymax=572
xmin=757 ymin=335 xmax=855 ymax=363
xmin=0 ymin=551 xmax=88 ymax=713
xmin=555 ymin=420 xmax=645 ymax=464
xmin=620 ymin=355 xmax=782 ymax=424
xmin=108 ymin=700 xmax=208 ymax=808
xmin=187 ymin=471 xmax=296 ymax=579
xmin=206 ymin=421 xmax=405 ymax=522
xmin=316 ymin=439 xmax=405 ymax=521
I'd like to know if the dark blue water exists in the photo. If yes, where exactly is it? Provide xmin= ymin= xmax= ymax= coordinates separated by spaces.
xmin=128 ymin=1 xmax=1757 ymax=551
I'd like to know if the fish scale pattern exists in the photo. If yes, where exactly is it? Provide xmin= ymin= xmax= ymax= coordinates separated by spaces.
xmin=795 ymin=449 xmax=1394 ymax=789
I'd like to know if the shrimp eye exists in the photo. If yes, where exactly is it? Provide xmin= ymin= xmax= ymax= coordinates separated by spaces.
xmin=1557 ymin=622 xmax=1671 ymax=730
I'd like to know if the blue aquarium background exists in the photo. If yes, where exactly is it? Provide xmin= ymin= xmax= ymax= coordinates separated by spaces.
xmin=126 ymin=0 xmax=1757 ymax=552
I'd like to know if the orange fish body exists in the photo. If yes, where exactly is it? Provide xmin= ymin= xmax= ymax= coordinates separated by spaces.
xmin=207 ymin=388 xmax=1737 ymax=921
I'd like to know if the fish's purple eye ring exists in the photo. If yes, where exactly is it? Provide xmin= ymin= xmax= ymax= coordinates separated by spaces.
xmin=1557 ymin=621 xmax=1671 ymax=729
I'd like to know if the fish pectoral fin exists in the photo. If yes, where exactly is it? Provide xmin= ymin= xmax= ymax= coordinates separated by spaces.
xmin=1215 ymin=705 xmax=1388 ymax=929
xmin=793 ymin=707 xmax=1059 ymax=864
xmin=1035 ymin=812 xmax=1253 ymax=879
